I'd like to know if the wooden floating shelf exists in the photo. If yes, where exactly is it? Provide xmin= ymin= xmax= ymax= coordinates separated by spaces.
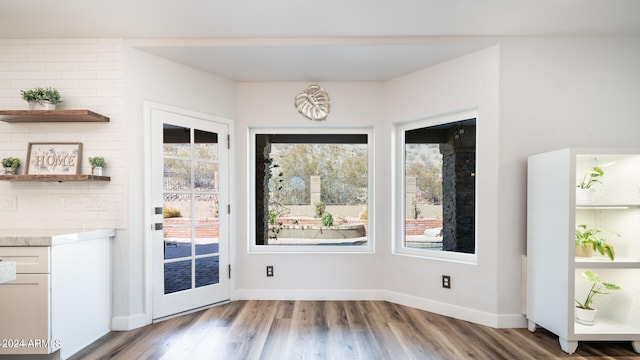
xmin=0 ymin=174 xmax=110 ymax=182
xmin=0 ymin=110 xmax=109 ymax=123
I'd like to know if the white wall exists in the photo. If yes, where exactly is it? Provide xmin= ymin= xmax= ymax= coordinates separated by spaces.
xmin=382 ymin=46 xmax=505 ymax=326
xmin=234 ymin=82 xmax=386 ymax=299
xmin=496 ymin=37 xmax=640 ymax=317
xmin=114 ymin=47 xmax=237 ymax=329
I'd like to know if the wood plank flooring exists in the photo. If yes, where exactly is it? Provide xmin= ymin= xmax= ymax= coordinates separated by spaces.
xmin=70 ymin=301 xmax=639 ymax=360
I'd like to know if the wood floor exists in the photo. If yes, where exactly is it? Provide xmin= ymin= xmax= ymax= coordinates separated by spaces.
xmin=70 ymin=300 xmax=638 ymax=360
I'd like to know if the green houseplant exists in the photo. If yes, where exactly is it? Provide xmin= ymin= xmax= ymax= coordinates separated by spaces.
xmin=20 ymin=87 xmax=62 ymax=110
xmin=2 ymin=157 xmax=20 ymax=175
xmin=576 ymin=166 xmax=604 ymax=204
xmin=575 ymin=271 xmax=620 ymax=325
xmin=88 ymin=156 xmax=106 ymax=176
xmin=575 ymin=224 xmax=618 ymax=260
xmin=577 ymin=166 xmax=604 ymax=189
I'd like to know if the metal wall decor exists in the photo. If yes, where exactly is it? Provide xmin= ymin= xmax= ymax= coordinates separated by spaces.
xmin=295 ymin=84 xmax=330 ymax=121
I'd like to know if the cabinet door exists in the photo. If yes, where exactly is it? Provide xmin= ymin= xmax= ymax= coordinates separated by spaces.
xmin=0 ymin=274 xmax=52 ymax=355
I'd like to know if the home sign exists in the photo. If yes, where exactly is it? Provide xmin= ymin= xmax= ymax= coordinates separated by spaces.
xmin=26 ymin=142 xmax=82 ymax=175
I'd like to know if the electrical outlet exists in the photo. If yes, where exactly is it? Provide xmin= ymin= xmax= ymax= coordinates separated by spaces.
xmin=0 ymin=196 xmax=17 ymax=210
xmin=266 ymin=265 xmax=274 ymax=277
xmin=442 ymin=275 xmax=451 ymax=289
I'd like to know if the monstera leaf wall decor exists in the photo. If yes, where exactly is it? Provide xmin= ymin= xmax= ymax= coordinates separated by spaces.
xmin=295 ymin=84 xmax=330 ymax=121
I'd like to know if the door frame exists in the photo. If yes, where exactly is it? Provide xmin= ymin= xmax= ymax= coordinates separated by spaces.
xmin=143 ymin=101 xmax=234 ymax=324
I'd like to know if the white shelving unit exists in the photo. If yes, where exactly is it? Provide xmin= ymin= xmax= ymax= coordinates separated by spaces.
xmin=526 ymin=148 xmax=640 ymax=354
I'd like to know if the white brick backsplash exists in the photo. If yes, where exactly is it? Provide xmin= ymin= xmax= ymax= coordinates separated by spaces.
xmin=63 ymin=70 xmax=98 ymax=80
xmin=0 ymin=38 xmax=126 ymax=231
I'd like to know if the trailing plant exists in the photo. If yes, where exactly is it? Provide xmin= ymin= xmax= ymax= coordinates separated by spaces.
xmin=20 ymin=87 xmax=62 ymax=105
xmin=268 ymin=210 xmax=278 ymax=225
xmin=266 ymin=157 xmax=289 ymax=240
xmin=88 ymin=156 xmax=107 ymax=168
xmin=321 ymin=212 xmax=334 ymax=227
xmin=575 ymin=224 xmax=619 ymax=261
xmin=2 ymin=157 xmax=20 ymax=169
xmin=577 ymin=166 xmax=604 ymax=189
xmin=575 ymin=271 xmax=620 ymax=310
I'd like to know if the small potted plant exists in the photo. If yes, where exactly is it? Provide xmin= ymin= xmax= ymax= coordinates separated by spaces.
xmin=20 ymin=87 xmax=62 ymax=110
xmin=88 ymin=156 xmax=106 ymax=176
xmin=576 ymin=166 xmax=604 ymax=204
xmin=2 ymin=157 xmax=20 ymax=175
xmin=575 ymin=224 xmax=619 ymax=260
xmin=575 ymin=271 xmax=620 ymax=325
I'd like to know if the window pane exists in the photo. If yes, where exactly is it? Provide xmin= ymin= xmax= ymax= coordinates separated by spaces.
xmin=403 ymin=119 xmax=476 ymax=254
xmin=405 ymin=144 xmax=443 ymax=250
xmin=255 ymin=133 xmax=369 ymax=247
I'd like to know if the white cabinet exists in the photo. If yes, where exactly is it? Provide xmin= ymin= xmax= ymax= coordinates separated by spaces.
xmin=0 ymin=230 xmax=113 ymax=359
xmin=526 ymin=148 xmax=640 ymax=354
xmin=0 ymin=247 xmax=53 ymax=355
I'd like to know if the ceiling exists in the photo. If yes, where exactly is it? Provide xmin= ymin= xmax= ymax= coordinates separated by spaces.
xmin=2 ymin=0 xmax=639 ymax=81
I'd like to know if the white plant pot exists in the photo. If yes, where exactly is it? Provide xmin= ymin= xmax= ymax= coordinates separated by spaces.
xmin=92 ymin=166 xmax=103 ymax=176
xmin=3 ymin=167 xmax=15 ymax=175
xmin=576 ymin=187 xmax=595 ymax=205
xmin=28 ymin=101 xmax=56 ymax=110
xmin=575 ymin=306 xmax=597 ymax=325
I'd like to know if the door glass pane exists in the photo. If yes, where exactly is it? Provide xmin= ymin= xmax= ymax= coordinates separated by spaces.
xmin=195 ymin=256 xmax=219 ymax=287
xmin=194 ymin=129 xmax=218 ymax=161
xmin=164 ymin=260 xmax=192 ymax=294
xmin=194 ymin=161 xmax=218 ymax=192
xmin=195 ymin=194 xmax=219 ymax=256
xmin=164 ymin=193 xmax=192 ymax=218
xmin=162 ymin=123 xmax=220 ymax=295
xmin=164 ymin=124 xmax=191 ymax=156
xmin=164 ymin=191 xmax=192 ymax=260
xmin=164 ymin=159 xmax=191 ymax=191
xmin=164 ymin=228 xmax=192 ymax=260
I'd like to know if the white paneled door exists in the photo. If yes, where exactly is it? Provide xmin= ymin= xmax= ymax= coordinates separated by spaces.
xmin=150 ymin=106 xmax=229 ymax=320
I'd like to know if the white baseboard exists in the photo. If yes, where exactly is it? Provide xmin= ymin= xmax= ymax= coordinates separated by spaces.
xmin=111 ymin=313 xmax=148 ymax=331
xmin=233 ymin=288 xmax=386 ymax=301
xmin=234 ymin=288 xmax=527 ymax=329
xmin=385 ymin=290 xmax=527 ymax=328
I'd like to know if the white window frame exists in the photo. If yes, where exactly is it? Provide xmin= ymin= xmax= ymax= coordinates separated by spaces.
xmin=393 ymin=110 xmax=478 ymax=263
xmin=248 ymin=127 xmax=374 ymax=254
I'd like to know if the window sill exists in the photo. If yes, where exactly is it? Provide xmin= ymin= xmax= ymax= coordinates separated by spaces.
xmin=392 ymin=246 xmax=478 ymax=264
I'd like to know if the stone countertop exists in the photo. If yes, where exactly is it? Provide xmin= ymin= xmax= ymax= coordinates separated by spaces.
xmin=0 ymin=261 xmax=16 ymax=283
xmin=0 ymin=229 xmax=116 ymax=246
